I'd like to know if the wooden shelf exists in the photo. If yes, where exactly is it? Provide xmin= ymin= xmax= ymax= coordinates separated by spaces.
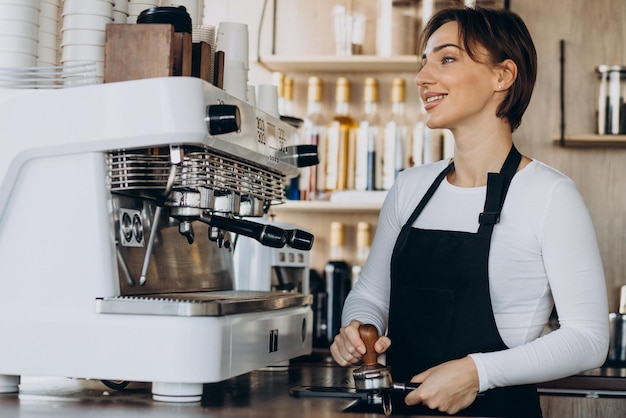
xmin=270 ymin=193 xmax=386 ymax=213
xmin=553 ymin=134 xmax=626 ymax=147
xmin=257 ymin=55 xmax=419 ymax=73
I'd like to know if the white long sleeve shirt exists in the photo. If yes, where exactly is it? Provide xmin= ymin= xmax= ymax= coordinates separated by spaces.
xmin=341 ymin=158 xmax=609 ymax=392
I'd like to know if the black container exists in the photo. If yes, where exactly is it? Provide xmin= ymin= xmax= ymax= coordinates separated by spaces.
xmin=606 ymin=313 xmax=626 ymax=366
xmin=137 ymin=6 xmax=192 ymax=33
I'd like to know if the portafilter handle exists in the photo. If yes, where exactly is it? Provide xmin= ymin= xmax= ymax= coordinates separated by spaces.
xmin=199 ymin=214 xmax=286 ymax=248
xmin=284 ymin=228 xmax=314 ymax=251
xmin=197 ymin=214 xmax=314 ymax=250
xmin=360 ymin=323 xmax=380 ymax=366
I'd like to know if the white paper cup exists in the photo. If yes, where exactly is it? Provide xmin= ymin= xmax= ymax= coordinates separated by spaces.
xmin=61 ymin=44 xmax=104 ymax=62
xmin=39 ymin=16 xmax=59 ymax=33
xmin=37 ymin=31 xmax=58 ymax=49
xmin=256 ymin=84 xmax=279 ymax=118
xmin=222 ymin=60 xmax=247 ymax=101
xmin=62 ymin=60 xmax=104 ymax=77
xmin=0 ymin=36 xmax=37 ymax=54
xmin=62 ymin=14 xmax=112 ymax=31
xmin=0 ymin=0 xmax=39 ymax=7
xmin=62 ymin=1 xmax=113 ymax=17
xmin=113 ymin=0 xmax=129 ymax=14
xmin=216 ymin=21 xmax=249 ymax=70
xmin=37 ymin=45 xmax=57 ymax=64
xmin=61 ymin=29 xmax=106 ymax=46
xmin=0 ymin=5 xmax=39 ymax=24
xmin=112 ymin=10 xmax=129 ymax=23
xmin=0 ymin=51 xmax=37 ymax=68
xmin=39 ymin=1 xmax=60 ymax=19
xmin=0 ymin=20 xmax=39 ymax=40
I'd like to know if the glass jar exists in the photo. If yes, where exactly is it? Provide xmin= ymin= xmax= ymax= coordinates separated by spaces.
xmin=596 ymin=65 xmax=626 ymax=135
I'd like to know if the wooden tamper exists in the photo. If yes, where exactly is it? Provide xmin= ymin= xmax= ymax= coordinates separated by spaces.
xmin=352 ymin=324 xmax=393 ymax=391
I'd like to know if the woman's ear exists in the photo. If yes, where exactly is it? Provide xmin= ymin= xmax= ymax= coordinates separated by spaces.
xmin=496 ymin=59 xmax=517 ymax=91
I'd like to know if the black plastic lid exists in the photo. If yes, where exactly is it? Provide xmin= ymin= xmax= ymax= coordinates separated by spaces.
xmin=137 ymin=6 xmax=192 ymax=33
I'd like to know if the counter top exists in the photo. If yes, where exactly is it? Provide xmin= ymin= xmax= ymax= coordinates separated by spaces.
xmin=537 ymin=364 xmax=626 ymax=394
xmin=0 ymin=355 xmax=624 ymax=418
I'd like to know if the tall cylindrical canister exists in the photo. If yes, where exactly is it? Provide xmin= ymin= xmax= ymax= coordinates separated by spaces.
xmin=596 ymin=65 xmax=626 ymax=135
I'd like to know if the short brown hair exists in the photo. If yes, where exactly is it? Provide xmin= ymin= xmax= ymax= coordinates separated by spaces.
xmin=418 ymin=7 xmax=537 ymax=132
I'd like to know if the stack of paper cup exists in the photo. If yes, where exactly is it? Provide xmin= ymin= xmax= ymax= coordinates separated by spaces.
xmin=215 ymin=21 xmax=249 ymax=101
xmin=113 ymin=0 xmax=129 ymax=23
xmin=37 ymin=0 xmax=60 ymax=67
xmin=61 ymin=0 xmax=114 ymax=85
xmin=127 ymin=0 xmax=157 ymax=24
xmin=0 ymin=0 xmax=40 ymax=73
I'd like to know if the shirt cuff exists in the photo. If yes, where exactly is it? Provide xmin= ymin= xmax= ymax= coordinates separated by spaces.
xmin=468 ymin=353 xmax=490 ymax=393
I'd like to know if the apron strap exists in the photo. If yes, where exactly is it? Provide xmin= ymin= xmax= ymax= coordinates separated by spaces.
xmin=403 ymin=160 xmax=454 ymax=230
xmin=478 ymin=145 xmax=522 ymax=233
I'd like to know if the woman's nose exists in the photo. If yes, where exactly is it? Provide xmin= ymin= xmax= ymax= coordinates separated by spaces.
xmin=415 ymin=64 xmax=431 ymax=87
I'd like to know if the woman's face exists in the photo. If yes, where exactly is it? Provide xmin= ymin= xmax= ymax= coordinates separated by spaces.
xmin=416 ymin=22 xmax=501 ymax=131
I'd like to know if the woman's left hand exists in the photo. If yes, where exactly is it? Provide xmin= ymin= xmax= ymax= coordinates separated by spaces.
xmin=403 ymin=356 xmax=480 ymax=415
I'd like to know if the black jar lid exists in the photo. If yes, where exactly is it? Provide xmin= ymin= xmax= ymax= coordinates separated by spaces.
xmin=137 ymin=6 xmax=192 ymax=33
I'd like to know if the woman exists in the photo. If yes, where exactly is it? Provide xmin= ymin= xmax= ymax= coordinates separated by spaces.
xmin=330 ymin=6 xmax=609 ymax=417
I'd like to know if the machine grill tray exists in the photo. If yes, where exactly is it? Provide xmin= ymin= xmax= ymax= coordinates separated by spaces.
xmin=95 ymin=291 xmax=312 ymax=317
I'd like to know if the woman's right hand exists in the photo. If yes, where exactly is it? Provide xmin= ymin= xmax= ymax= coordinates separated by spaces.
xmin=330 ymin=320 xmax=392 ymax=366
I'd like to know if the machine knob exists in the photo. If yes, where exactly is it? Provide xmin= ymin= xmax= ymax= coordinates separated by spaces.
xmin=286 ymin=144 xmax=319 ymax=168
xmin=206 ymin=104 xmax=241 ymax=135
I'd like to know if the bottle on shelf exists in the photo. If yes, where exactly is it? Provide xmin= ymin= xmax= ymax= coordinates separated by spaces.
xmin=301 ymin=76 xmax=327 ymax=200
xmin=278 ymin=75 xmax=304 ymax=200
xmin=323 ymin=221 xmax=352 ymax=347
xmin=351 ymin=221 xmax=371 ymax=287
xmin=383 ymin=77 xmax=412 ymax=189
xmin=411 ymin=105 xmax=427 ymax=167
xmin=355 ymin=77 xmax=382 ymax=191
xmin=326 ymin=77 xmax=358 ymax=192
xmin=282 ymin=75 xmax=296 ymax=117
xmin=442 ymin=129 xmax=455 ymax=160
xmin=423 ymin=128 xmax=444 ymax=164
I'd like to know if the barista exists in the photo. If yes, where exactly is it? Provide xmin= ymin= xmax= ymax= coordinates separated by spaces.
xmin=330 ymin=6 xmax=609 ymax=417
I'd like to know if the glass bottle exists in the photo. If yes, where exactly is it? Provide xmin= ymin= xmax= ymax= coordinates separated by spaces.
xmin=411 ymin=104 xmax=427 ymax=167
xmin=326 ymin=77 xmax=358 ymax=192
xmin=356 ymin=77 xmax=381 ymax=191
xmin=301 ymin=76 xmax=327 ymax=200
xmin=282 ymin=75 xmax=295 ymax=117
xmin=383 ymin=77 xmax=412 ymax=189
xmin=351 ymin=221 xmax=371 ymax=287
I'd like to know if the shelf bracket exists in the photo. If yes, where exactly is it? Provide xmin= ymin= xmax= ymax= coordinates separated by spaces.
xmin=559 ymin=39 xmax=565 ymax=147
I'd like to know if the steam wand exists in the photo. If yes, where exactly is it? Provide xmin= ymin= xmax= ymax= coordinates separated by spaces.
xmin=138 ymin=145 xmax=182 ymax=286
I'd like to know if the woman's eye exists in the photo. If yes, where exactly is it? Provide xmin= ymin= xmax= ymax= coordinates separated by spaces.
xmin=442 ymin=56 xmax=455 ymax=64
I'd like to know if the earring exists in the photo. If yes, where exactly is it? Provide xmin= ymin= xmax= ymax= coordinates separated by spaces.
xmin=498 ymin=84 xmax=502 ymax=90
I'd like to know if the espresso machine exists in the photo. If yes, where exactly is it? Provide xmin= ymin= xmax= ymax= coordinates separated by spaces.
xmin=0 ymin=76 xmax=314 ymax=402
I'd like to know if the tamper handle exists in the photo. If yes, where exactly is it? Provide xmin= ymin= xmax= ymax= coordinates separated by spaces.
xmin=359 ymin=324 xmax=379 ymax=366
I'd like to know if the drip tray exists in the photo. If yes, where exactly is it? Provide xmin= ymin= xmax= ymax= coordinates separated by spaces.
xmin=95 ymin=290 xmax=312 ymax=317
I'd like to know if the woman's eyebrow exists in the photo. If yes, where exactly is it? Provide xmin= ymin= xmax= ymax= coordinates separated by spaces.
xmin=421 ymin=43 xmax=463 ymax=60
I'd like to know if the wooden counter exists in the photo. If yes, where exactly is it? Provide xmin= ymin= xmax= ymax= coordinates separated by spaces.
xmin=0 ymin=358 xmax=624 ymax=418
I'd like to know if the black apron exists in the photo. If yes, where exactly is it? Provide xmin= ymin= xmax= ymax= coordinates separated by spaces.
xmin=386 ymin=145 xmax=543 ymax=417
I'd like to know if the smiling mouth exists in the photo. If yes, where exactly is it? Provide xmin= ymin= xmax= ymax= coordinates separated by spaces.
xmin=426 ymin=94 xmax=446 ymax=103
